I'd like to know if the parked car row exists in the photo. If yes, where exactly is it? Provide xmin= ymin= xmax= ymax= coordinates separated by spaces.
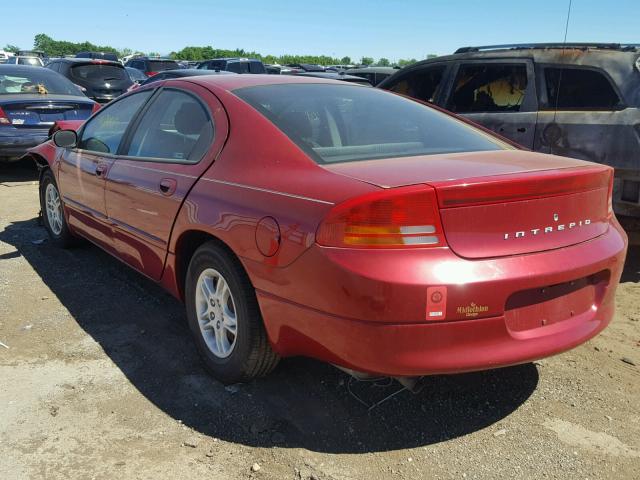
xmin=2 ymin=42 xmax=639 ymax=217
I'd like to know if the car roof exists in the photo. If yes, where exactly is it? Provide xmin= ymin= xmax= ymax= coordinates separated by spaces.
xmin=0 ymin=64 xmax=57 ymax=75
xmin=408 ymin=44 xmax=640 ymax=66
xmin=292 ymin=72 xmax=372 ymax=83
xmin=202 ymin=57 xmax=262 ymax=62
xmin=347 ymin=67 xmax=399 ymax=74
xmin=56 ymin=58 xmax=123 ymax=66
xmin=155 ymin=69 xmax=237 ymax=77
xmin=180 ymin=73 xmax=365 ymax=92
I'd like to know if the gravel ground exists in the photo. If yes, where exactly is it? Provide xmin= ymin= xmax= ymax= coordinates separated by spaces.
xmin=1 ymin=160 xmax=639 ymax=480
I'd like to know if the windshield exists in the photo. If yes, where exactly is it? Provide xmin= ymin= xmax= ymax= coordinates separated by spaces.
xmin=71 ymin=64 xmax=127 ymax=82
xmin=0 ymin=67 xmax=82 ymax=95
xmin=235 ymin=83 xmax=507 ymax=164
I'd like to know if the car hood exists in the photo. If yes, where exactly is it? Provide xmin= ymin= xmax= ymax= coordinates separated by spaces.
xmin=321 ymin=150 xmax=595 ymax=188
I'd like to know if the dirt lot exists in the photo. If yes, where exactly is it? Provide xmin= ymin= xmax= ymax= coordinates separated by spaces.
xmin=1 ymin=160 xmax=639 ymax=480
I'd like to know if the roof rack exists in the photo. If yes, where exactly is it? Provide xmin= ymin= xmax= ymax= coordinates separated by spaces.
xmin=454 ymin=43 xmax=640 ymax=54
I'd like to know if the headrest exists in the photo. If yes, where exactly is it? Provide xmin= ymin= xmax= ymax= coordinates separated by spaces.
xmin=174 ymin=102 xmax=208 ymax=135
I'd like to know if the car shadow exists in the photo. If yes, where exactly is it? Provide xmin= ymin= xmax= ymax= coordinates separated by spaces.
xmin=0 ymin=157 xmax=39 ymax=183
xmin=1 ymin=217 xmax=541 ymax=454
xmin=620 ymin=244 xmax=640 ymax=283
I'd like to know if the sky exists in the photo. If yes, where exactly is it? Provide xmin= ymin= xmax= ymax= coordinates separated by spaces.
xmin=2 ymin=0 xmax=639 ymax=61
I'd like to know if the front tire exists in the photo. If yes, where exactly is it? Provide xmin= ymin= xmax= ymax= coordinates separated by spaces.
xmin=39 ymin=169 xmax=76 ymax=248
xmin=185 ymin=241 xmax=279 ymax=383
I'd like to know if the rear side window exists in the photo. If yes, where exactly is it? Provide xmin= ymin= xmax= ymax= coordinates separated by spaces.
xmin=388 ymin=66 xmax=445 ymax=104
xmin=79 ymin=90 xmax=152 ymax=154
xmin=544 ymin=67 xmax=621 ymax=110
xmin=449 ymin=64 xmax=528 ymax=113
xmin=125 ymin=89 xmax=214 ymax=162
xmin=148 ymin=60 xmax=178 ymax=72
xmin=71 ymin=64 xmax=127 ymax=82
xmin=235 ymin=84 xmax=505 ymax=164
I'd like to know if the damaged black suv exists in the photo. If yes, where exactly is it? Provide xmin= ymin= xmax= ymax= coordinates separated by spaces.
xmin=379 ymin=43 xmax=640 ymax=217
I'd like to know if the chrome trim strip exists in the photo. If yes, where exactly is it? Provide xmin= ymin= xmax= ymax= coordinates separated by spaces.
xmin=62 ymin=195 xmax=107 ymax=220
xmin=110 ymin=217 xmax=166 ymax=245
xmin=200 ymin=178 xmax=334 ymax=205
xmin=112 ymin=162 xmax=198 ymax=179
xmin=64 ymin=195 xmax=165 ymax=245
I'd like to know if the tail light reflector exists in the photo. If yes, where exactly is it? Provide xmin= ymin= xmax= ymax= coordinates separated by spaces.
xmin=316 ymin=186 xmax=445 ymax=248
xmin=91 ymin=102 xmax=102 ymax=114
xmin=145 ymin=71 xmax=158 ymax=77
xmin=0 ymin=106 xmax=10 ymax=125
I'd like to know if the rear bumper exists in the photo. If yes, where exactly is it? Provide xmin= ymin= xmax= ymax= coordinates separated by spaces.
xmin=0 ymin=128 xmax=49 ymax=160
xmin=251 ymin=220 xmax=627 ymax=376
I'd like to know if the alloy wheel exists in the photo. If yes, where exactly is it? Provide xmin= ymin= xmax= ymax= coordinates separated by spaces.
xmin=195 ymin=268 xmax=238 ymax=358
xmin=45 ymin=183 xmax=63 ymax=236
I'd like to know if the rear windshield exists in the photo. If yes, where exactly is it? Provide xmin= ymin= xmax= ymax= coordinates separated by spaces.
xmin=0 ymin=68 xmax=81 ymax=95
xmin=148 ymin=60 xmax=179 ymax=72
xmin=235 ymin=84 xmax=506 ymax=163
xmin=18 ymin=57 xmax=42 ymax=66
xmin=71 ymin=64 xmax=127 ymax=82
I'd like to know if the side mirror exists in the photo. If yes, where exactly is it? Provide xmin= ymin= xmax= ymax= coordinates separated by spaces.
xmin=53 ymin=129 xmax=78 ymax=149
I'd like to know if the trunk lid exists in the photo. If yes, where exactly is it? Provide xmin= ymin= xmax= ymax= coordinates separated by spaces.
xmin=323 ymin=150 xmax=612 ymax=258
xmin=0 ymin=95 xmax=94 ymax=128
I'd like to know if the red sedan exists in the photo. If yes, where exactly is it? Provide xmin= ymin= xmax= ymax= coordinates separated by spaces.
xmin=28 ymin=75 xmax=628 ymax=384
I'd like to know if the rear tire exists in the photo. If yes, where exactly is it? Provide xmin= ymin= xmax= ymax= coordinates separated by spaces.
xmin=185 ymin=241 xmax=279 ymax=383
xmin=39 ymin=169 xmax=77 ymax=248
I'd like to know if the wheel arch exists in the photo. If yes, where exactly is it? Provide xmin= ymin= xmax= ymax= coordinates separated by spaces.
xmin=172 ymin=229 xmax=248 ymax=302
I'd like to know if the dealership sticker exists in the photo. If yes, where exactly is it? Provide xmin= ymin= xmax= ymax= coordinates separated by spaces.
xmin=456 ymin=302 xmax=489 ymax=318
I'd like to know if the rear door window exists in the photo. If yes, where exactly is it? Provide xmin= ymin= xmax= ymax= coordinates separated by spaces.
xmin=205 ymin=60 xmax=226 ymax=71
xmin=387 ymin=66 xmax=446 ymax=103
xmin=227 ymin=62 xmax=250 ymax=74
xmin=544 ymin=67 xmax=622 ymax=110
xmin=248 ymin=61 xmax=265 ymax=74
xmin=148 ymin=60 xmax=178 ymax=72
xmin=71 ymin=64 xmax=127 ymax=82
xmin=449 ymin=63 xmax=529 ymax=113
xmin=78 ymin=90 xmax=152 ymax=154
xmin=124 ymin=89 xmax=214 ymax=162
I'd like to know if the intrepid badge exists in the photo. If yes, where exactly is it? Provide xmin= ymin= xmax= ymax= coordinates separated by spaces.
xmin=504 ymin=214 xmax=591 ymax=240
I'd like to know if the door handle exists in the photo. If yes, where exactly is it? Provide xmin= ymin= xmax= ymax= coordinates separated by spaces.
xmin=95 ymin=163 xmax=108 ymax=176
xmin=159 ymin=178 xmax=177 ymax=196
xmin=517 ymin=127 xmax=527 ymax=133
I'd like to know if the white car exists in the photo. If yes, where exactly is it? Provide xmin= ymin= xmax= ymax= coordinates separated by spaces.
xmin=0 ymin=50 xmax=15 ymax=64
xmin=4 ymin=56 xmax=44 ymax=67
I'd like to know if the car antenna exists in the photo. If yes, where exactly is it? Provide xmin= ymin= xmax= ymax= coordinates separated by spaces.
xmin=551 ymin=0 xmax=573 ymax=145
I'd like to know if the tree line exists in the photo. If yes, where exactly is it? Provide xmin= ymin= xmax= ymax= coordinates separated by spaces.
xmin=4 ymin=34 xmax=437 ymax=67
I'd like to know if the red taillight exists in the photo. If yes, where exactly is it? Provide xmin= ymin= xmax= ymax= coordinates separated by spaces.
xmin=91 ymin=103 xmax=102 ymax=114
xmin=0 ymin=106 xmax=10 ymax=125
xmin=316 ymin=186 xmax=445 ymax=248
xmin=145 ymin=71 xmax=158 ymax=77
